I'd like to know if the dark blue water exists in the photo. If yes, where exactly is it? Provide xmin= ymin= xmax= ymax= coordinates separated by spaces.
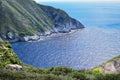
xmin=12 ymin=2 xmax=120 ymax=69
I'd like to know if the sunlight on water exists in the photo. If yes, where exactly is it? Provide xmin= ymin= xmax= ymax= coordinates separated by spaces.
xmin=12 ymin=27 xmax=120 ymax=69
xmin=12 ymin=2 xmax=120 ymax=69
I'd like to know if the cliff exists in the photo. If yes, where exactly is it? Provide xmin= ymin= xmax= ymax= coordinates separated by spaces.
xmin=101 ymin=55 xmax=120 ymax=74
xmin=39 ymin=5 xmax=84 ymax=32
xmin=0 ymin=0 xmax=84 ymax=42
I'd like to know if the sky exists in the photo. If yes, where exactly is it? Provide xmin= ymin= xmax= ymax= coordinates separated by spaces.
xmin=34 ymin=0 xmax=120 ymax=2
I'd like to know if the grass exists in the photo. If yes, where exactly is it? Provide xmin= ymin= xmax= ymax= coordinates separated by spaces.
xmin=108 ymin=55 xmax=120 ymax=62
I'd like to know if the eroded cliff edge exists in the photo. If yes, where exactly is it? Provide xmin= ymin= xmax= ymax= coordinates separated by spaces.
xmin=0 ymin=0 xmax=84 ymax=42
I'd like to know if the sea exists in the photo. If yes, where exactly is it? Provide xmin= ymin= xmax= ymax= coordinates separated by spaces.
xmin=12 ymin=2 xmax=120 ymax=69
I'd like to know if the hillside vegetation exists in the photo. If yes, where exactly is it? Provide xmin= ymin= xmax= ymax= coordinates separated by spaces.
xmin=0 ymin=41 xmax=21 ymax=68
xmin=0 ymin=0 xmax=119 ymax=80
xmin=0 ymin=41 xmax=120 ymax=80
xmin=0 ymin=0 xmax=54 ymax=36
xmin=0 ymin=0 xmax=84 ymax=42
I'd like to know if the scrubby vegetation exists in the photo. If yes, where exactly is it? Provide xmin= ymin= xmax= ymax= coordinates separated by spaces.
xmin=1 ymin=66 xmax=120 ymax=80
xmin=108 ymin=55 xmax=120 ymax=62
xmin=1 ymin=41 xmax=120 ymax=80
xmin=0 ymin=42 xmax=22 ymax=68
xmin=0 ymin=0 xmax=84 ymax=41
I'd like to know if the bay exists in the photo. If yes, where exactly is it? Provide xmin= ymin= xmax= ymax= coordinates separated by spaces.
xmin=12 ymin=2 xmax=120 ymax=69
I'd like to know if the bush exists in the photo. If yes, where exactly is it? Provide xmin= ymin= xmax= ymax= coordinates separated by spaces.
xmin=94 ymin=74 xmax=120 ymax=80
xmin=93 ymin=67 xmax=102 ymax=73
xmin=19 ymin=32 xmax=26 ymax=37
xmin=71 ymin=71 xmax=88 ymax=80
xmin=50 ymin=66 xmax=73 ymax=75
xmin=0 ymin=42 xmax=22 ymax=68
xmin=26 ymin=66 xmax=48 ymax=74
xmin=41 ymin=74 xmax=59 ymax=80
xmin=5 ymin=42 xmax=12 ymax=48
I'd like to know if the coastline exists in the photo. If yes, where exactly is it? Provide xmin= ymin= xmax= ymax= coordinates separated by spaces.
xmin=9 ymin=28 xmax=84 ymax=43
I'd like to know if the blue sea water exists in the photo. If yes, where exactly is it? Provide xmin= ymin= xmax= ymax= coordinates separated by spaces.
xmin=41 ymin=2 xmax=120 ymax=28
xmin=12 ymin=2 xmax=120 ymax=69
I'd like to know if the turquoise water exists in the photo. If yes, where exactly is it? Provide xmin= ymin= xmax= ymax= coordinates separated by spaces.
xmin=12 ymin=2 xmax=120 ymax=69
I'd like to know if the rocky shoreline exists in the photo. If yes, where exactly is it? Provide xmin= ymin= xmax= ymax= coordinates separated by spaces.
xmin=8 ymin=28 xmax=84 ymax=43
xmin=0 ymin=0 xmax=84 ymax=42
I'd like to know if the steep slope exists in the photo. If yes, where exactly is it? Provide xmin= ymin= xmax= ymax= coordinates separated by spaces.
xmin=40 ymin=5 xmax=84 ymax=32
xmin=0 ymin=0 xmax=84 ymax=42
xmin=0 ymin=41 xmax=21 ymax=68
xmin=100 ymin=55 xmax=120 ymax=74
xmin=0 ymin=0 xmax=54 ymax=40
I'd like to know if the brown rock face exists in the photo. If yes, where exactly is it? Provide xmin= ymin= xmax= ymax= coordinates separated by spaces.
xmin=101 ymin=59 xmax=120 ymax=74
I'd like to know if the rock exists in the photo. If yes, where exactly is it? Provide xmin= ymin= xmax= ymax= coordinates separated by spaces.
xmin=40 ymin=5 xmax=84 ymax=33
xmin=101 ymin=62 xmax=117 ymax=74
xmin=0 ymin=0 xmax=84 ymax=42
xmin=23 ymin=35 xmax=40 ymax=42
xmin=6 ymin=31 xmax=14 ymax=39
xmin=0 ymin=37 xmax=3 ymax=42
xmin=114 ymin=59 xmax=120 ymax=72
xmin=101 ymin=59 xmax=120 ymax=74
xmin=5 ymin=64 xmax=22 ymax=70
xmin=8 ymin=37 xmax=20 ymax=43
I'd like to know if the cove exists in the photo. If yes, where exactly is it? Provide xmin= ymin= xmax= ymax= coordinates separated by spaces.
xmin=12 ymin=2 xmax=120 ymax=69
xmin=12 ymin=27 xmax=120 ymax=69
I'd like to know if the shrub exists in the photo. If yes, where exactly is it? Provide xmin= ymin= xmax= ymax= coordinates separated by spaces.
xmin=71 ymin=71 xmax=88 ymax=80
xmin=0 ymin=42 xmax=22 ymax=68
xmin=41 ymin=74 xmax=58 ymax=80
xmin=5 ymin=42 xmax=12 ymax=48
xmin=19 ymin=32 xmax=26 ymax=37
xmin=92 ymin=67 xmax=102 ymax=73
xmin=26 ymin=66 xmax=48 ymax=74
xmin=51 ymin=66 xmax=73 ymax=75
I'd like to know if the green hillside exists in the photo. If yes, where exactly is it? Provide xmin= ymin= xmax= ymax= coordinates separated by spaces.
xmin=0 ymin=0 xmax=84 ymax=42
xmin=0 ymin=0 xmax=53 ymax=38
xmin=1 ymin=0 xmax=120 ymax=80
xmin=0 ymin=41 xmax=21 ymax=68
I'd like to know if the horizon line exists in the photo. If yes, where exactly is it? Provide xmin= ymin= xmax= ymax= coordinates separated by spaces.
xmin=34 ymin=0 xmax=120 ymax=3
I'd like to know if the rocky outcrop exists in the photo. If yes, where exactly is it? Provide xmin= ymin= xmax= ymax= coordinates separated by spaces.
xmin=101 ymin=59 xmax=120 ymax=74
xmin=40 ymin=5 xmax=84 ymax=33
xmin=6 ymin=64 xmax=22 ymax=70
xmin=0 ymin=0 xmax=84 ymax=42
xmin=12 ymin=35 xmax=40 ymax=42
xmin=0 ymin=37 xmax=3 ymax=42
